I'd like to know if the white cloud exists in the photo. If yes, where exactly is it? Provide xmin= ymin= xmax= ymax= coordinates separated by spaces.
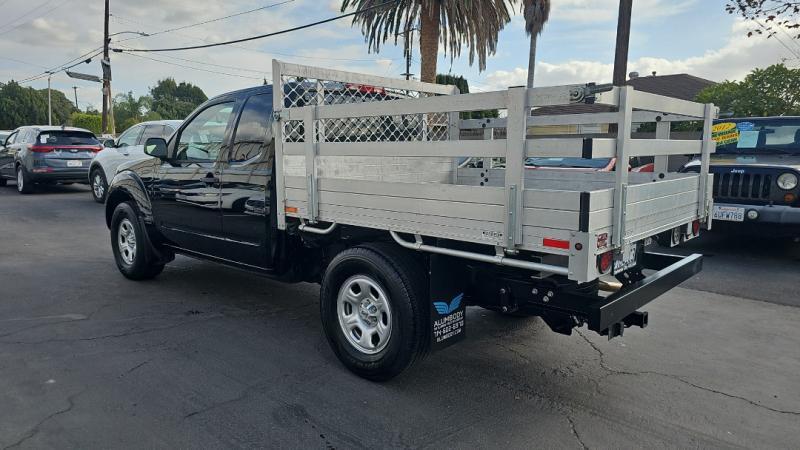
xmin=551 ymin=0 xmax=698 ymax=23
xmin=480 ymin=19 xmax=794 ymax=90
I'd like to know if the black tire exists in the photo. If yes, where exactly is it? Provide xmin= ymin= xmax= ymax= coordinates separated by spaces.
xmin=110 ymin=201 xmax=165 ymax=280
xmin=0 ymin=177 xmax=7 ymax=187
xmin=90 ymin=168 xmax=107 ymax=203
xmin=16 ymin=165 xmax=33 ymax=194
xmin=320 ymin=243 xmax=429 ymax=381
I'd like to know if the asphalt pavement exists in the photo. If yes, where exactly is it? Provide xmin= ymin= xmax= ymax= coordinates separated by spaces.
xmin=1 ymin=183 xmax=799 ymax=449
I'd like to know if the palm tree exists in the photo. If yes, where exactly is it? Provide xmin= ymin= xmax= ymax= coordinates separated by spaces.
xmin=522 ymin=0 xmax=550 ymax=88
xmin=341 ymin=0 xmax=514 ymax=83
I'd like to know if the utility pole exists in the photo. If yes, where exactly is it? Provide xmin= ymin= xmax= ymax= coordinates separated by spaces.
xmin=613 ymin=0 xmax=633 ymax=86
xmin=101 ymin=0 xmax=114 ymax=134
xmin=401 ymin=26 xmax=415 ymax=80
xmin=73 ymin=86 xmax=79 ymax=110
xmin=47 ymin=74 xmax=52 ymax=125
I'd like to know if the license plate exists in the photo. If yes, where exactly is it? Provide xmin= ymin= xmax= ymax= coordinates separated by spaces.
xmin=67 ymin=160 xmax=82 ymax=167
xmin=614 ymin=243 xmax=639 ymax=275
xmin=712 ymin=205 xmax=745 ymax=222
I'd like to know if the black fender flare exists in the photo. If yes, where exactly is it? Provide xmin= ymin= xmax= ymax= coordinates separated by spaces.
xmin=104 ymin=170 xmax=153 ymax=228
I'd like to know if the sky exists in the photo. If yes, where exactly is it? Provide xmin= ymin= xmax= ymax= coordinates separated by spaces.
xmin=1 ymin=0 xmax=798 ymax=112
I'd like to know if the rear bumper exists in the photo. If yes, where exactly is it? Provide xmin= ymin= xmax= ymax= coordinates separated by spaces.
xmin=586 ymin=253 xmax=702 ymax=337
xmin=509 ymin=252 xmax=703 ymax=339
xmin=29 ymin=169 xmax=89 ymax=182
xmin=715 ymin=202 xmax=800 ymax=225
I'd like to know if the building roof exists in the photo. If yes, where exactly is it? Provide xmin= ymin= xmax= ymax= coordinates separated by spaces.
xmin=532 ymin=73 xmax=716 ymax=116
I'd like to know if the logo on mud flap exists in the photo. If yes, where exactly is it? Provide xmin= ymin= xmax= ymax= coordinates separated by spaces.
xmin=433 ymin=293 xmax=463 ymax=315
xmin=431 ymin=293 xmax=465 ymax=349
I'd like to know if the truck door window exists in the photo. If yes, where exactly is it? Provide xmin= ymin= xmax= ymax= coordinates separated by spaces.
xmin=230 ymin=94 xmax=271 ymax=163
xmin=175 ymin=102 xmax=234 ymax=162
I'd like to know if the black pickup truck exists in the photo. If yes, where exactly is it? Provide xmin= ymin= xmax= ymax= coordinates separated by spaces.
xmin=105 ymin=85 xmax=702 ymax=380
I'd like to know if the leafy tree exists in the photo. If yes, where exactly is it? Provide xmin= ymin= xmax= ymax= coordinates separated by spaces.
xmin=436 ymin=74 xmax=498 ymax=119
xmin=149 ymin=78 xmax=207 ymax=120
xmin=342 ymin=0 xmax=515 ymax=83
xmin=696 ymin=64 xmax=800 ymax=117
xmin=0 ymin=81 xmax=76 ymax=129
xmin=113 ymin=91 xmax=160 ymax=129
xmin=70 ymin=112 xmax=102 ymax=134
xmin=726 ymin=1 xmax=800 ymax=38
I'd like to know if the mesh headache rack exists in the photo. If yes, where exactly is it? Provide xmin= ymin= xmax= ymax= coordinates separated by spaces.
xmin=271 ymin=60 xmax=716 ymax=283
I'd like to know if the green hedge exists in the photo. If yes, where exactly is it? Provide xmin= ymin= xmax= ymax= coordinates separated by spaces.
xmin=69 ymin=112 xmax=102 ymax=134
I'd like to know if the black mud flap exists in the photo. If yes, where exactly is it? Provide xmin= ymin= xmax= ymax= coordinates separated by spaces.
xmin=429 ymin=254 xmax=467 ymax=352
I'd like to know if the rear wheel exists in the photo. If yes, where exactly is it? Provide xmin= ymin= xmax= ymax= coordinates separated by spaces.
xmin=111 ymin=201 xmax=164 ymax=280
xmin=90 ymin=168 xmax=107 ymax=203
xmin=16 ymin=166 xmax=33 ymax=194
xmin=320 ymin=243 xmax=429 ymax=381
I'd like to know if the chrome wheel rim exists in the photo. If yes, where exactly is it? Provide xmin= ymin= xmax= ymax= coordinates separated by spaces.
xmin=337 ymin=275 xmax=392 ymax=355
xmin=93 ymin=173 xmax=104 ymax=199
xmin=16 ymin=169 xmax=23 ymax=192
xmin=117 ymin=218 xmax=137 ymax=265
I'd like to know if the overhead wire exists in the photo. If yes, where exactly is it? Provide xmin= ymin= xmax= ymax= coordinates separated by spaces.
xmin=0 ymin=0 xmax=75 ymax=36
xmin=113 ymin=0 xmax=399 ymax=53
xmin=109 ymin=12 xmax=400 ymax=63
xmin=111 ymin=0 xmax=295 ymax=44
xmin=118 ymin=51 xmax=264 ymax=81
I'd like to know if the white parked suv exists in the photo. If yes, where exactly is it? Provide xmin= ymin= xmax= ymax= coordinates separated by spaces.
xmin=89 ymin=120 xmax=182 ymax=202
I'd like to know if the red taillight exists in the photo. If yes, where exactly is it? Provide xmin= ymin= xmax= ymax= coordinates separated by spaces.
xmin=597 ymin=251 xmax=613 ymax=274
xmin=31 ymin=145 xmax=57 ymax=153
xmin=692 ymin=220 xmax=701 ymax=236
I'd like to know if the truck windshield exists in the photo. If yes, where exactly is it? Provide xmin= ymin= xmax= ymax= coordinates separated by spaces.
xmin=713 ymin=119 xmax=800 ymax=155
xmin=526 ymin=157 xmax=612 ymax=169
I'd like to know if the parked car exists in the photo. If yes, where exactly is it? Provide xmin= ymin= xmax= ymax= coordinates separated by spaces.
xmin=683 ymin=117 xmax=800 ymax=234
xmin=89 ymin=120 xmax=181 ymax=203
xmin=103 ymin=58 xmax=711 ymax=381
xmin=0 ymin=126 xmax=101 ymax=194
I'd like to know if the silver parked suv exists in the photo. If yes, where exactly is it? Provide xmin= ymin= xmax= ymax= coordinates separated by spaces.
xmin=0 ymin=126 xmax=101 ymax=194
xmin=89 ymin=120 xmax=181 ymax=203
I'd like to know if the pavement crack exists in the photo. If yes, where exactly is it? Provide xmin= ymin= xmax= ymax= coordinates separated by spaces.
xmin=564 ymin=412 xmax=589 ymax=450
xmin=0 ymin=314 xmax=227 ymax=345
xmin=183 ymin=381 xmax=268 ymax=419
xmin=122 ymin=359 xmax=151 ymax=376
xmin=3 ymin=389 xmax=85 ymax=450
xmin=576 ymin=330 xmax=800 ymax=417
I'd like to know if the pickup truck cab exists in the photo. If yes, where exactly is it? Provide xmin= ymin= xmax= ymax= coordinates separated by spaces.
xmin=106 ymin=63 xmax=712 ymax=381
xmin=683 ymin=117 xmax=800 ymax=234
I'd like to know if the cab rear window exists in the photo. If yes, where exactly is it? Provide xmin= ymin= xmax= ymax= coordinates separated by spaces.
xmin=37 ymin=131 xmax=99 ymax=146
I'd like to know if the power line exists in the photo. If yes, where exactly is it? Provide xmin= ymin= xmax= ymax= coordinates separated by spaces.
xmin=112 ymin=0 xmax=295 ymax=44
xmin=111 ymin=13 xmax=393 ymax=63
xmin=119 ymin=51 xmax=264 ymax=81
xmin=113 ymin=0 xmax=398 ymax=53
xmin=16 ymin=48 xmax=103 ymax=84
xmin=0 ymin=0 xmax=73 ymax=36
xmin=114 ymin=43 xmax=270 ymax=75
xmin=0 ymin=0 xmax=57 ymax=32
xmin=0 ymin=55 xmax=49 ymax=69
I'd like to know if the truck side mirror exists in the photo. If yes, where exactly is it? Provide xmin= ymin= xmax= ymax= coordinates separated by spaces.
xmin=144 ymin=137 xmax=168 ymax=159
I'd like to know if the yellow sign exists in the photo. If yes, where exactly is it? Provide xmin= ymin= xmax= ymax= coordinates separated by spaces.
xmin=712 ymin=122 xmax=739 ymax=146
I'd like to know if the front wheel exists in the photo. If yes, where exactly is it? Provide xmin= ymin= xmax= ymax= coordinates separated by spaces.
xmin=320 ymin=243 xmax=429 ymax=381
xmin=16 ymin=166 xmax=33 ymax=194
xmin=90 ymin=169 xmax=107 ymax=203
xmin=110 ymin=201 xmax=164 ymax=280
